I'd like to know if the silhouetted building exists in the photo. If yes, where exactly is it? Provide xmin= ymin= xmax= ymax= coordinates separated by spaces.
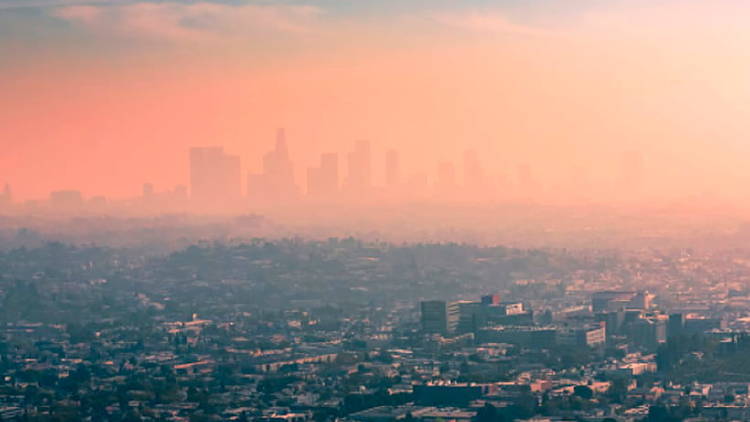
xmin=307 ymin=153 xmax=338 ymax=199
xmin=190 ymin=146 xmax=241 ymax=206
xmin=248 ymin=128 xmax=299 ymax=204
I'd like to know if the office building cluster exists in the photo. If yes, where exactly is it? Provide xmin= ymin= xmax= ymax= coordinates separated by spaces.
xmin=188 ymin=130 xmax=404 ymax=210
xmin=1 ymin=129 xmax=652 ymax=215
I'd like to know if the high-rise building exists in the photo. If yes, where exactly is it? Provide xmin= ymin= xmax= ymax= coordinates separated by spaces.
xmin=189 ymin=147 xmax=242 ymax=206
xmin=668 ymin=313 xmax=685 ymax=339
xmin=345 ymin=140 xmax=371 ymax=196
xmin=385 ymin=149 xmax=400 ymax=188
xmin=248 ymin=128 xmax=298 ymax=203
xmin=307 ymin=153 xmax=338 ymax=199
xmin=456 ymin=301 xmax=485 ymax=334
xmin=630 ymin=315 xmax=667 ymax=349
xmin=420 ymin=300 xmax=460 ymax=335
xmin=557 ymin=323 xmax=607 ymax=348
xmin=631 ymin=291 xmax=654 ymax=310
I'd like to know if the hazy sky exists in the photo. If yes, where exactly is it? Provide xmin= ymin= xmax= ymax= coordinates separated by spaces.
xmin=2 ymin=0 xmax=750 ymax=201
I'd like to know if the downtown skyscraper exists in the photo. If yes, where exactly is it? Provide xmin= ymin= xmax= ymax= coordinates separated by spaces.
xmin=189 ymin=147 xmax=242 ymax=207
xmin=248 ymin=128 xmax=299 ymax=204
xmin=307 ymin=153 xmax=339 ymax=200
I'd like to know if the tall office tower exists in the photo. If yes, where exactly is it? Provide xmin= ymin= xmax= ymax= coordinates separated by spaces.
xmin=668 ymin=313 xmax=685 ymax=339
xmin=248 ymin=128 xmax=299 ymax=203
xmin=190 ymin=147 xmax=242 ymax=206
xmin=263 ymin=128 xmax=297 ymax=196
xmin=307 ymin=153 xmax=338 ymax=199
xmin=345 ymin=140 xmax=371 ymax=196
xmin=385 ymin=149 xmax=400 ymax=187
xmin=420 ymin=300 xmax=460 ymax=335
xmin=455 ymin=300 xmax=485 ymax=334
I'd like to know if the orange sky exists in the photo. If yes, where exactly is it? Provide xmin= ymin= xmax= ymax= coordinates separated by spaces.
xmin=2 ymin=0 xmax=750 ymax=203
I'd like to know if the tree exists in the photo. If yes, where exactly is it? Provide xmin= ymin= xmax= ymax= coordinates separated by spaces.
xmin=475 ymin=403 xmax=505 ymax=422
xmin=646 ymin=404 xmax=680 ymax=422
xmin=606 ymin=377 xmax=629 ymax=403
xmin=573 ymin=385 xmax=593 ymax=400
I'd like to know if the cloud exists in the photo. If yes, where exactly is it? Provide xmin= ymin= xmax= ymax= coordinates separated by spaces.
xmin=0 ymin=0 xmax=115 ymax=10
xmin=49 ymin=1 xmax=324 ymax=42
xmin=431 ymin=10 xmax=554 ymax=38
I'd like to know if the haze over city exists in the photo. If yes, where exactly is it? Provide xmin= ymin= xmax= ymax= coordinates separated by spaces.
xmin=9 ymin=2 xmax=750 ymax=422
xmin=3 ymin=0 xmax=750 ymax=210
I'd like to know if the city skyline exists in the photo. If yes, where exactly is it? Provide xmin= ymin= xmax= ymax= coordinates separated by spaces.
xmin=5 ymin=1 xmax=750 ymax=421
xmin=4 ymin=1 xmax=750 ymax=205
xmin=1 ymin=127 xmax=659 ymax=210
